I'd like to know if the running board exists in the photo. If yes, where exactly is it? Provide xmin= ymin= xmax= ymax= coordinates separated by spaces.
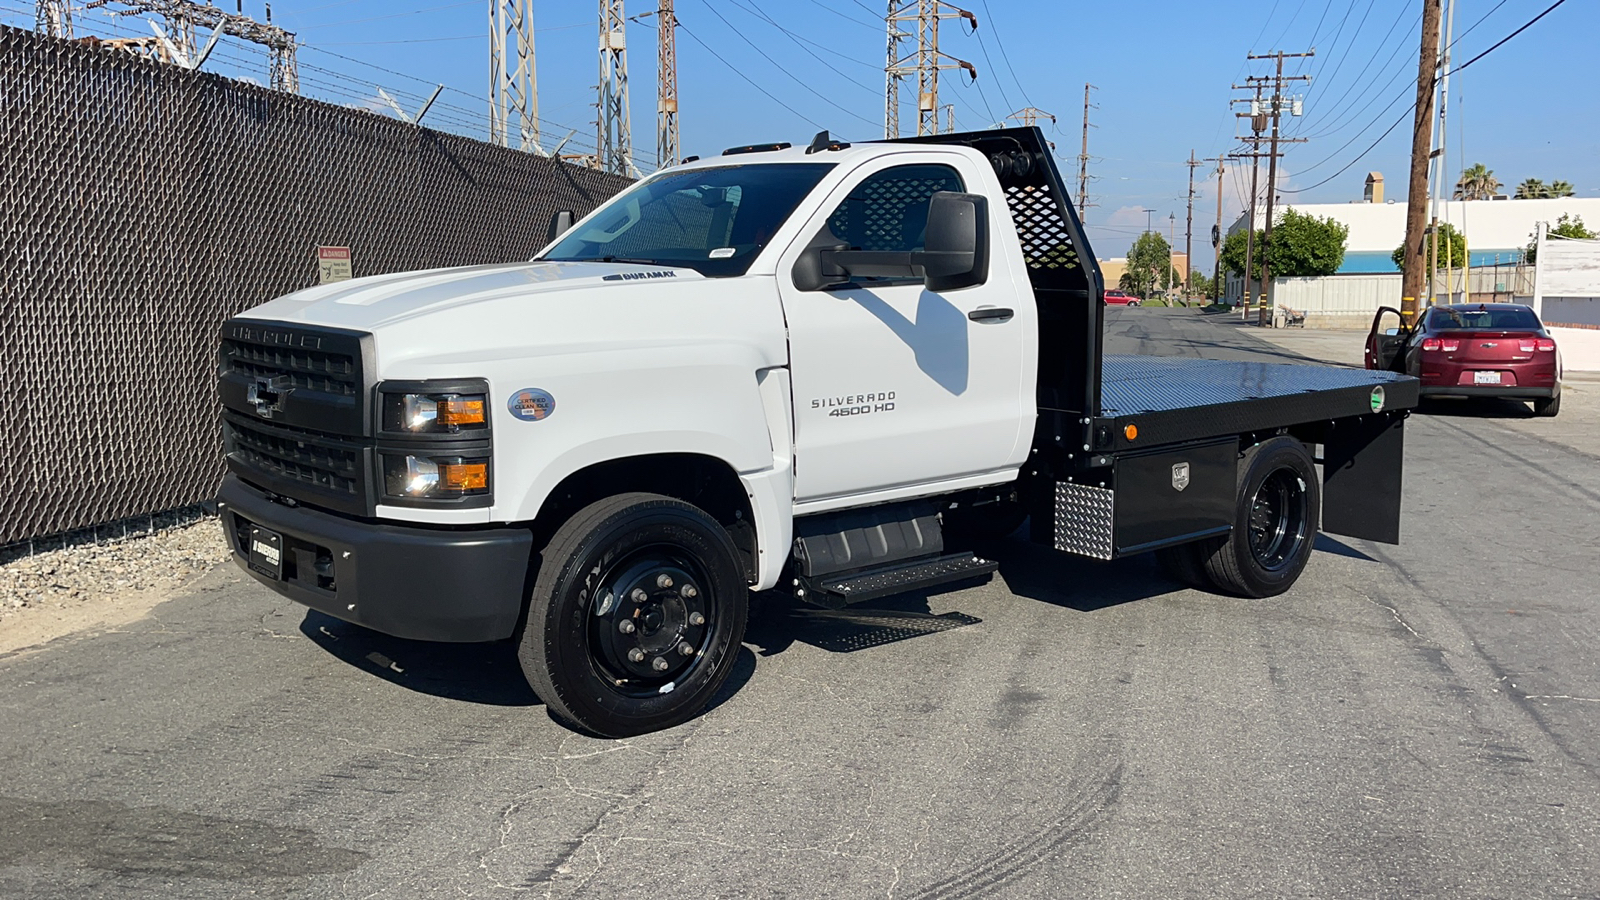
xmin=800 ymin=552 xmax=999 ymax=609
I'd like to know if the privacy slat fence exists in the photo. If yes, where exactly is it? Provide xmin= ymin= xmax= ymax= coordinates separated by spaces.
xmin=0 ymin=25 xmax=630 ymax=546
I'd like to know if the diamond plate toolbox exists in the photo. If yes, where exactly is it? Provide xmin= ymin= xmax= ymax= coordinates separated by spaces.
xmin=1054 ymin=482 xmax=1115 ymax=560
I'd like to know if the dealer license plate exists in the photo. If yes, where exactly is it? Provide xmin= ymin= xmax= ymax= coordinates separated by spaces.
xmin=1473 ymin=371 xmax=1501 ymax=385
xmin=247 ymin=526 xmax=284 ymax=580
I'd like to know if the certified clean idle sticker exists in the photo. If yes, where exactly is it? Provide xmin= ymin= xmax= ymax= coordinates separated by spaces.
xmin=508 ymin=388 xmax=555 ymax=421
xmin=1370 ymin=386 xmax=1386 ymax=412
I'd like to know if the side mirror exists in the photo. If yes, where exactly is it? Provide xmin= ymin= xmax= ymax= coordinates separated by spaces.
xmin=793 ymin=191 xmax=991 ymax=293
xmin=918 ymin=191 xmax=989 ymax=292
xmin=548 ymin=209 xmax=574 ymax=243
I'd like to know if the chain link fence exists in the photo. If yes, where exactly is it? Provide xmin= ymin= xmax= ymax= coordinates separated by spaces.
xmin=0 ymin=25 xmax=631 ymax=547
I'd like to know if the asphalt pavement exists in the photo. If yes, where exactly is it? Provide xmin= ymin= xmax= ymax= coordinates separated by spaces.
xmin=3 ymin=307 xmax=1597 ymax=898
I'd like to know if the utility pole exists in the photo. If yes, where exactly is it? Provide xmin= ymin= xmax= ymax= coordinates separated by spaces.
xmin=597 ymin=0 xmax=636 ymax=177
xmin=490 ymin=0 xmax=541 ymax=153
xmin=1209 ymin=157 xmax=1225 ymax=302
xmin=36 ymin=0 xmax=73 ymax=38
xmin=1077 ymin=83 xmax=1097 ymax=222
xmin=82 ymin=1 xmax=297 ymax=91
xmin=1185 ymin=149 xmax=1203 ymax=303
xmin=1230 ymin=53 xmax=1311 ymax=321
xmin=1249 ymin=50 xmax=1313 ymax=325
xmin=1401 ymin=0 xmax=1444 ymax=324
xmin=1168 ymin=212 xmax=1178 ymax=294
xmin=656 ymin=0 xmax=679 ymax=167
xmin=886 ymin=1 xmax=977 ymax=138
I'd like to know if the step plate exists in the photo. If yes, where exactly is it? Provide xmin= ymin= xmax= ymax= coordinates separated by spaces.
xmin=815 ymin=552 xmax=999 ymax=606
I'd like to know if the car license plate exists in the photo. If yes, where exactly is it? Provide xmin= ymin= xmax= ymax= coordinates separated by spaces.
xmin=247 ymin=526 xmax=284 ymax=580
xmin=1474 ymin=371 xmax=1501 ymax=384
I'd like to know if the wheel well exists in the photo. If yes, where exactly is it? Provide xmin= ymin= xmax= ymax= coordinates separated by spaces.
xmin=537 ymin=454 xmax=758 ymax=582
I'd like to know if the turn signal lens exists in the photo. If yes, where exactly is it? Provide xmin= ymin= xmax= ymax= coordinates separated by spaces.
xmin=1537 ymin=338 xmax=1556 ymax=352
xmin=440 ymin=461 xmax=488 ymax=492
xmin=1441 ymin=338 xmax=1460 ymax=352
xmin=1123 ymin=424 xmax=1138 ymax=441
xmin=1421 ymin=338 xmax=1441 ymax=352
xmin=437 ymin=397 xmax=486 ymax=427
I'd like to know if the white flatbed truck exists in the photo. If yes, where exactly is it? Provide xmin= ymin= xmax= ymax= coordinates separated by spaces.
xmin=217 ymin=128 xmax=1416 ymax=736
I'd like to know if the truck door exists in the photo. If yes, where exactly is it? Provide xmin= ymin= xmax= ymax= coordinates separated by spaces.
xmin=776 ymin=154 xmax=1031 ymax=504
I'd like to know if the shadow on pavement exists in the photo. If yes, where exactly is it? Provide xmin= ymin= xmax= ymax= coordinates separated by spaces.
xmin=746 ymin=588 xmax=984 ymax=658
xmin=1315 ymin=533 xmax=1379 ymax=562
xmin=300 ymin=610 xmax=540 ymax=707
xmin=988 ymin=537 xmax=1177 ymax=612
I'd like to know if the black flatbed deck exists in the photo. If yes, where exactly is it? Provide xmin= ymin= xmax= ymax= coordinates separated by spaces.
xmin=1093 ymin=355 xmax=1418 ymax=452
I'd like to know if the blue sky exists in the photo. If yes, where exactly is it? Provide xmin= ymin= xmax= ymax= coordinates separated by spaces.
xmin=9 ymin=0 xmax=1596 ymax=269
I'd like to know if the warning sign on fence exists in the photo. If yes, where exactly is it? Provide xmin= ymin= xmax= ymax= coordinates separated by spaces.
xmin=318 ymin=246 xmax=353 ymax=284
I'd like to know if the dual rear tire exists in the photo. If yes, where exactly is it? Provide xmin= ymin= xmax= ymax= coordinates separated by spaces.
xmin=1157 ymin=436 xmax=1320 ymax=598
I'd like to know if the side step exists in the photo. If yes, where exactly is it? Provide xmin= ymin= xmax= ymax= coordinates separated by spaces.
xmin=802 ymin=552 xmax=999 ymax=609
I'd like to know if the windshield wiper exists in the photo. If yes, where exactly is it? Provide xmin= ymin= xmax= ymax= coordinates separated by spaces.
xmin=597 ymin=256 xmax=685 ymax=267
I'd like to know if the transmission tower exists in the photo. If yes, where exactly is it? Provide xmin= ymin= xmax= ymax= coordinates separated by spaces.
xmin=36 ymin=1 xmax=74 ymax=38
xmin=1007 ymin=107 xmax=1054 ymax=128
xmin=885 ymin=1 xmax=976 ymax=137
xmin=82 ymin=1 xmax=298 ymax=92
xmin=490 ymin=0 xmax=541 ymax=153
xmin=656 ymin=0 xmax=678 ymax=168
xmin=597 ymin=0 xmax=635 ymax=176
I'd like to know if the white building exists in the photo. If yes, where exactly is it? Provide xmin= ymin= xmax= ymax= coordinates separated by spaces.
xmin=1222 ymin=171 xmax=1600 ymax=325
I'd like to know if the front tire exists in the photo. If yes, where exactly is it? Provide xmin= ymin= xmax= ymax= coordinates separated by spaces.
xmin=1198 ymin=437 xmax=1320 ymax=598
xmin=518 ymin=493 xmax=749 ymax=737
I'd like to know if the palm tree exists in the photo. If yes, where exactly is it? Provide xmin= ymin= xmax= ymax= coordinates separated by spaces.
xmin=1549 ymin=180 xmax=1576 ymax=198
xmin=1454 ymin=163 xmax=1500 ymax=200
xmin=1515 ymin=178 xmax=1550 ymax=199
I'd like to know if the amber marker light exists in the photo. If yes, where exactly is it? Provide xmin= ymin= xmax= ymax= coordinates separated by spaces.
xmin=437 ymin=397 xmax=487 ymax=427
xmin=440 ymin=461 xmax=489 ymax=493
xmin=1124 ymin=424 xmax=1139 ymax=441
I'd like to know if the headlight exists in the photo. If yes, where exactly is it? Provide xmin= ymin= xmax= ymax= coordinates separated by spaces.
xmin=383 ymin=454 xmax=490 ymax=499
xmin=382 ymin=391 xmax=488 ymax=434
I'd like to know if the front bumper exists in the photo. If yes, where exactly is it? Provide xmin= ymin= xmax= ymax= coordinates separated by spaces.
xmin=218 ymin=475 xmax=531 ymax=642
xmin=1418 ymin=385 xmax=1558 ymax=400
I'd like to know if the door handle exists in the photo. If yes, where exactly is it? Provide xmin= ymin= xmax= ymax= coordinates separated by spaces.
xmin=968 ymin=307 xmax=1014 ymax=323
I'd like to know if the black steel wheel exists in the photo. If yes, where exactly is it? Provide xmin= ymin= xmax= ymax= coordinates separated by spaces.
xmin=518 ymin=493 xmax=748 ymax=737
xmin=1199 ymin=437 xmax=1320 ymax=598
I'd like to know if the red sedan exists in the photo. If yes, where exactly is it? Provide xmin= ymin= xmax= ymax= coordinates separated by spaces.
xmin=1365 ymin=303 xmax=1562 ymax=416
xmin=1104 ymin=289 xmax=1141 ymax=307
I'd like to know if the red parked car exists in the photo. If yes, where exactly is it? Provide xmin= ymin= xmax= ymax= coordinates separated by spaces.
xmin=1365 ymin=303 xmax=1562 ymax=416
xmin=1104 ymin=289 xmax=1141 ymax=307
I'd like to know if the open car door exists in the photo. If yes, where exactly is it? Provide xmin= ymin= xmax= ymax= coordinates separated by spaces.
xmin=1364 ymin=307 xmax=1409 ymax=372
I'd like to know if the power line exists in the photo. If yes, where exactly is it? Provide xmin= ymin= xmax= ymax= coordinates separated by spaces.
xmin=698 ymin=0 xmax=876 ymax=127
xmin=295 ymin=0 xmax=480 ymax=31
xmin=722 ymin=0 xmax=879 ymax=71
xmin=716 ymin=0 xmax=880 ymax=92
xmin=1281 ymin=0 xmax=1571 ymax=195
xmin=677 ymin=21 xmax=827 ymax=131
xmin=976 ymin=0 xmax=1033 ymax=110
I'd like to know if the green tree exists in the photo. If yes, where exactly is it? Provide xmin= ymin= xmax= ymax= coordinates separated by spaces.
xmin=1549 ymin=180 xmax=1576 ymax=198
xmin=1218 ymin=227 xmax=1265 ymax=283
xmin=1515 ymin=178 xmax=1549 ymax=199
xmin=1454 ymin=163 xmax=1501 ymax=200
xmin=1392 ymin=222 xmax=1467 ymax=273
xmin=1188 ymin=270 xmax=1215 ymax=298
xmin=1265 ymin=208 xmax=1349 ymax=277
xmin=1125 ymin=231 xmax=1171 ymax=298
xmin=1525 ymin=213 xmax=1598 ymax=264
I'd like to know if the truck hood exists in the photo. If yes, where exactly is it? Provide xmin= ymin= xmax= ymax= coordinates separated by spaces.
xmin=240 ymin=260 xmax=705 ymax=333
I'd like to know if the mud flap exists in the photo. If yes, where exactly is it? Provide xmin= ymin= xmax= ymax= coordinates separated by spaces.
xmin=1321 ymin=411 xmax=1406 ymax=544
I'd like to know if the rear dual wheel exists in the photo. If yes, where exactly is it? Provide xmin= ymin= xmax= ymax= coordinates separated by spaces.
xmin=1158 ymin=437 xmax=1320 ymax=598
xmin=518 ymin=493 xmax=748 ymax=737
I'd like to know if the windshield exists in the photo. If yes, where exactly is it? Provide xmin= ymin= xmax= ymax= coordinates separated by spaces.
xmin=1428 ymin=307 xmax=1542 ymax=331
xmin=540 ymin=163 xmax=835 ymax=277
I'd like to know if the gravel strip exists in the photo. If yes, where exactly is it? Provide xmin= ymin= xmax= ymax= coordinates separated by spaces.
xmin=0 ymin=518 xmax=229 ymax=626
